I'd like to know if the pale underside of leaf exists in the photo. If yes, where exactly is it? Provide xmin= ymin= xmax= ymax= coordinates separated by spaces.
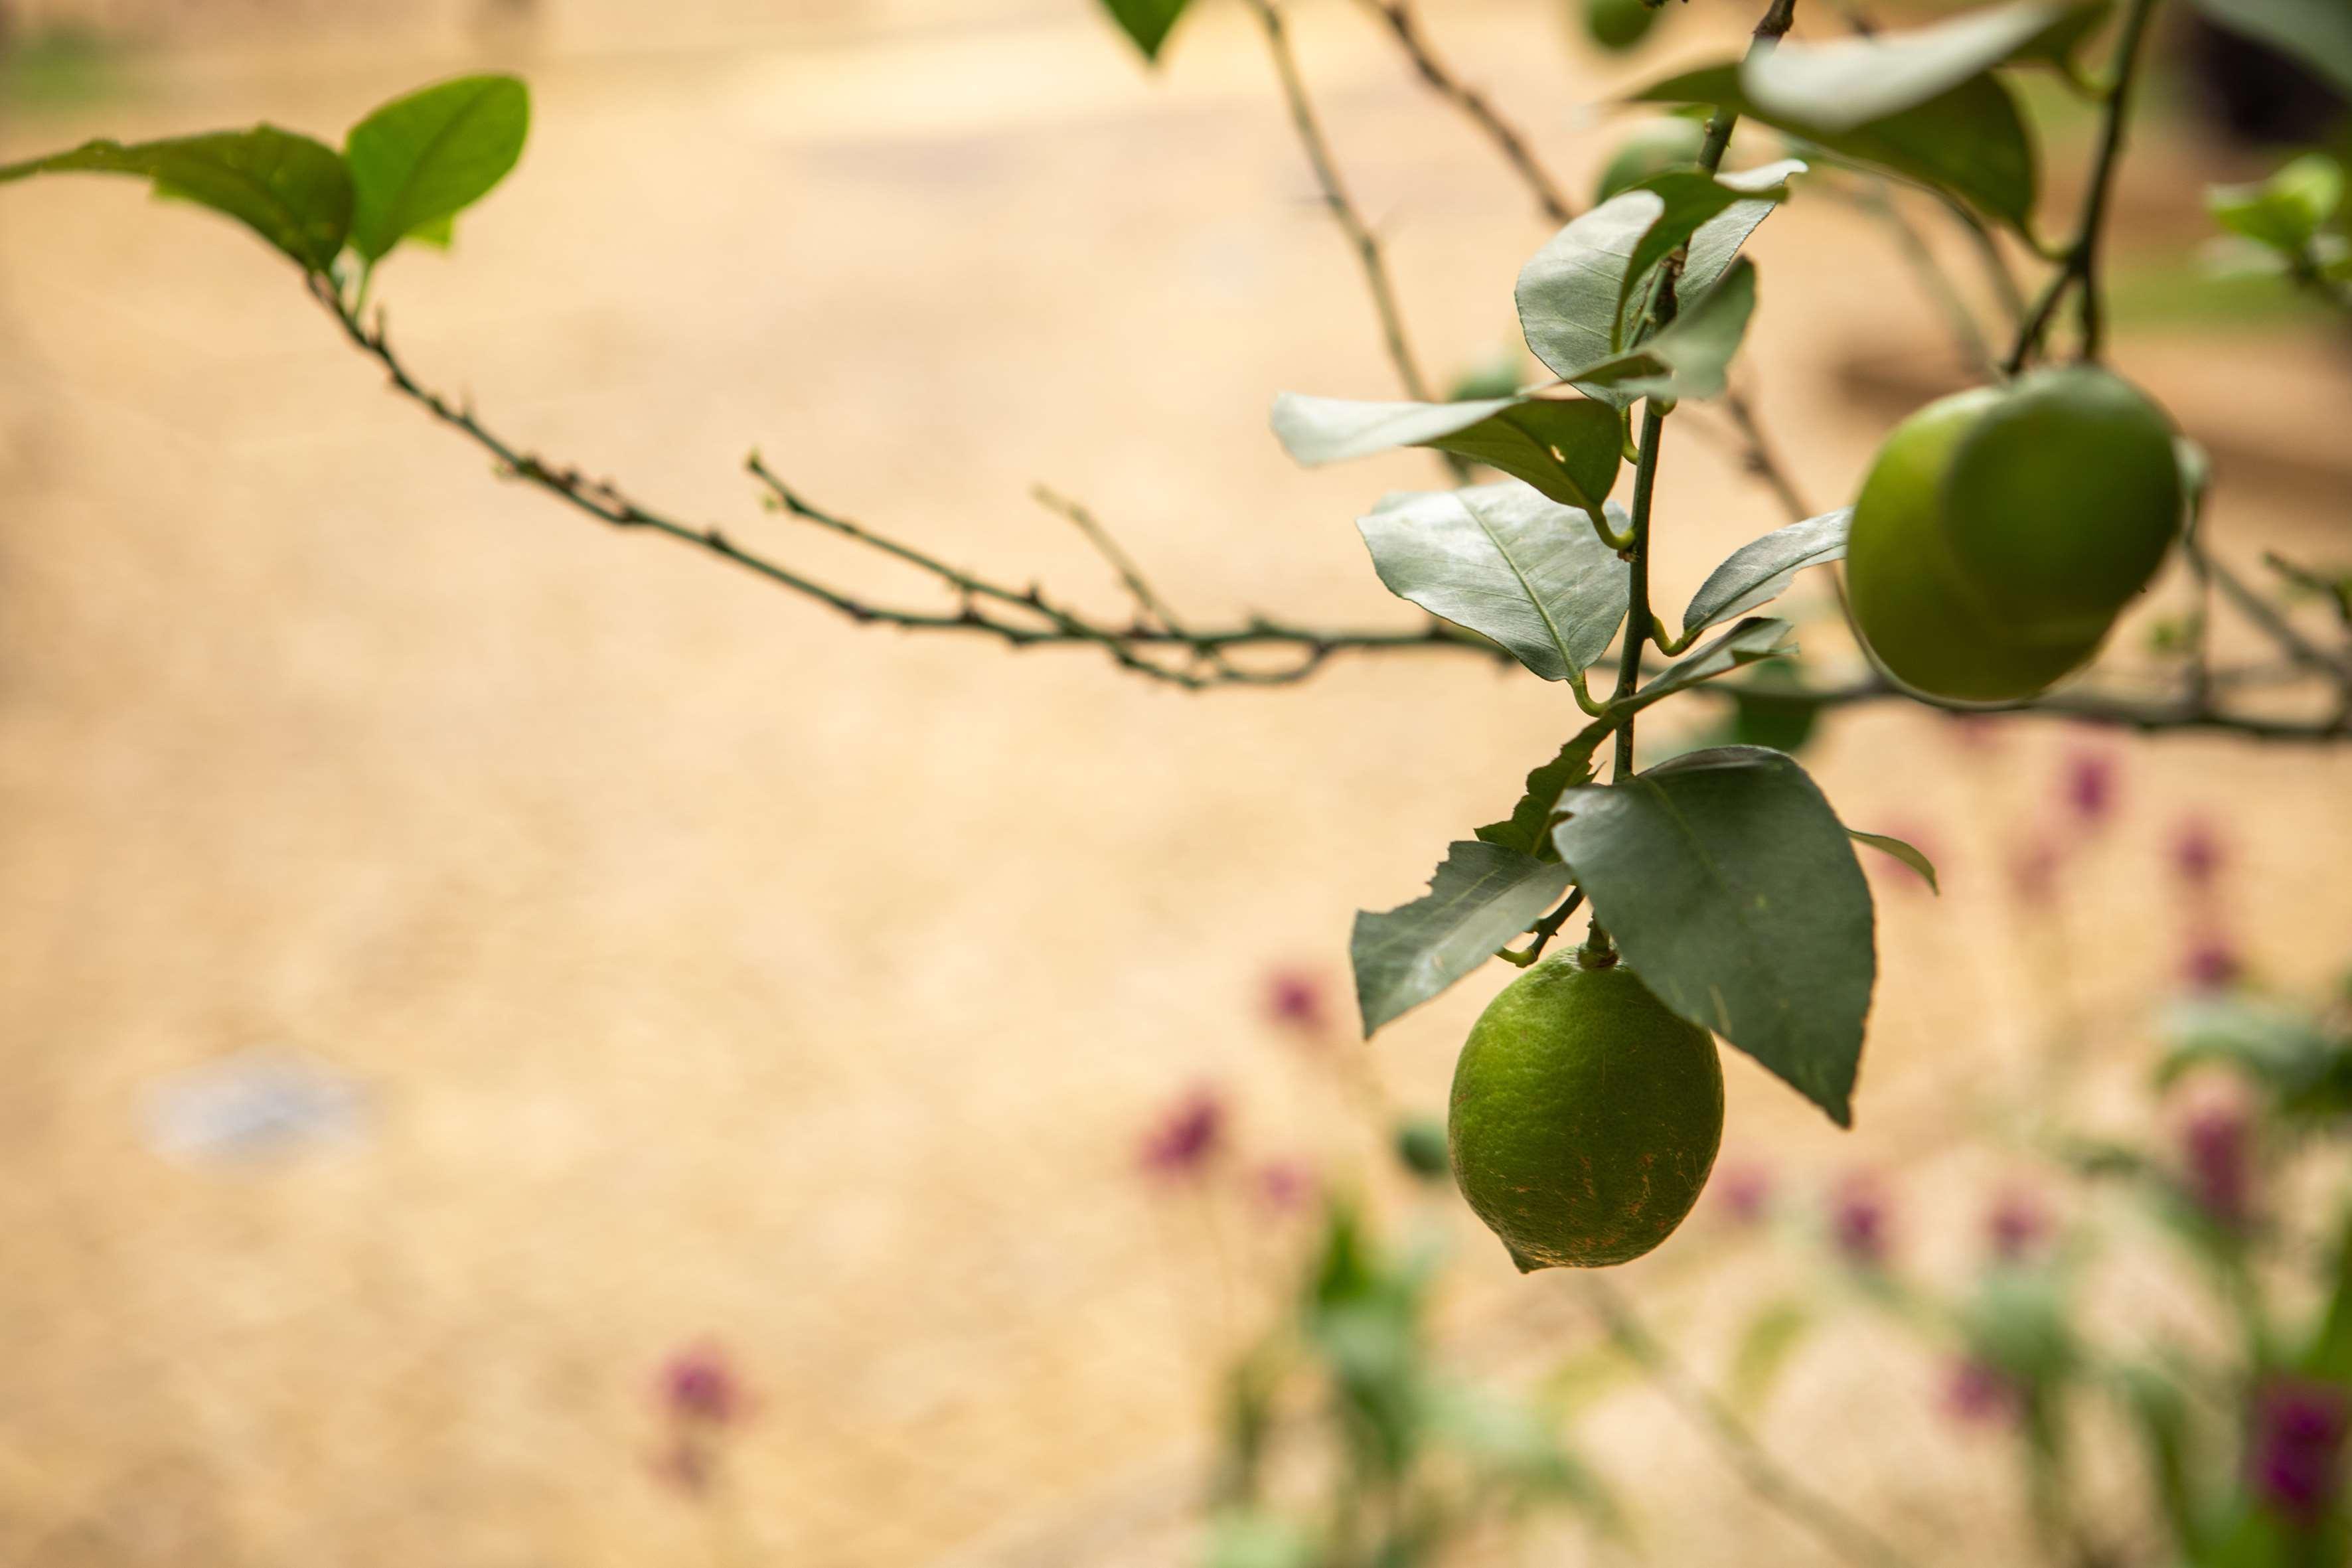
xmin=1742 ymin=1 xmax=2108 ymax=131
xmin=1681 ymin=509 xmax=1851 ymax=638
xmin=1358 ymin=482 xmax=1631 ymax=681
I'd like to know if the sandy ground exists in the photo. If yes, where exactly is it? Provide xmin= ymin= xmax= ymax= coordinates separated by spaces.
xmin=2 ymin=0 xmax=2351 ymax=1562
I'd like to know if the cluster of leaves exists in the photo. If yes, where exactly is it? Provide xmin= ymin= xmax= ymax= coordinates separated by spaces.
xmin=0 ymin=74 xmax=530 ymax=283
xmin=1206 ymin=1200 xmax=1619 ymax=1568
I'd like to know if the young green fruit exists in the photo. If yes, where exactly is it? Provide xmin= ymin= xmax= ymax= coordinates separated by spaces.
xmin=1581 ymin=0 xmax=1662 ymax=52
xmin=1941 ymin=365 xmax=2183 ymax=626
xmin=1449 ymin=951 xmax=1723 ymax=1271
xmin=1844 ymin=387 xmax=2106 ymax=704
xmin=1593 ymin=118 xmax=1707 ymax=204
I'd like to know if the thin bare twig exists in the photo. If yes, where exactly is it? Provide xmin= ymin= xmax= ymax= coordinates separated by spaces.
xmin=1586 ymin=1279 xmax=1920 ymax=1568
xmin=309 ymin=275 xmax=1495 ymax=690
xmin=1355 ymin=0 xmax=1573 ymax=226
xmin=1244 ymin=0 xmax=1444 ymax=416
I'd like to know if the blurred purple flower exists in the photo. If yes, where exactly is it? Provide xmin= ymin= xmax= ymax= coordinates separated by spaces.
xmin=2009 ymin=836 xmax=2064 ymax=908
xmin=2062 ymin=750 xmax=2119 ymax=828
xmin=1944 ymin=1356 xmax=2021 ymax=1425
xmin=2180 ymin=1098 xmax=2254 ymax=1231
xmin=1830 ymin=1172 xmax=1892 ymax=1267
xmin=1715 ymin=1160 xmax=1774 ymax=1225
xmin=1253 ymin=1159 xmax=1314 ymax=1212
xmin=1263 ymin=967 xmax=1334 ymax=1042
xmin=1140 ymin=1086 xmax=1227 ymax=1178
xmin=2171 ymin=815 xmax=2226 ymax=889
xmin=2183 ymin=931 xmax=2244 ymax=993
xmin=1946 ymin=714 xmax=2005 ymax=753
xmin=658 ymin=1342 xmax=745 ymax=1428
xmin=2250 ymin=1377 xmax=2349 ymax=1523
xmin=1986 ymin=1187 xmax=2051 ymax=1262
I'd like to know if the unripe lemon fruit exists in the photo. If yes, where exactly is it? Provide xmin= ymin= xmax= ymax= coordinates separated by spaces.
xmin=1581 ymin=0 xmax=1661 ymax=52
xmin=1845 ymin=388 xmax=2106 ymax=704
xmin=1449 ymin=951 xmax=1723 ymax=1271
xmin=1941 ymin=365 xmax=2183 ymax=626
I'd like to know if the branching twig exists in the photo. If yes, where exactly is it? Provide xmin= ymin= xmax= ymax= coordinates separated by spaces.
xmin=1355 ymin=0 xmax=1573 ymax=226
xmin=307 ymin=275 xmax=1500 ymax=690
xmin=1585 ymin=1279 xmax=1921 ymax=1568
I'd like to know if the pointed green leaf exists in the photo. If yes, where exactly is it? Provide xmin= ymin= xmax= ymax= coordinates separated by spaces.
xmin=1569 ymin=258 xmax=1759 ymax=404
xmin=1271 ymin=392 xmax=1622 ymax=510
xmin=1632 ymin=616 xmax=1796 ymax=712
xmin=2185 ymin=0 xmax=2352 ymax=97
xmin=1682 ymin=509 xmax=1851 ymax=638
xmin=1633 ymin=62 xmax=2037 ymax=231
xmin=2209 ymin=153 xmax=2343 ymax=254
xmin=1743 ymin=1 xmax=2109 ymax=131
xmin=1358 ymin=481 xmax=1631 ymax=682
xmin=1475 ymin=723 xmax=1614 ymax=856
xmin=1101 ymin=0 xmax=1191 ymax=61
xmin=0 ymin=125 xmax=351 ymax=269
xmin=1614 ymin=159 xmax=1806 ymax=328
xmin=1551 ymin=745 xmax=1875 ymax=1124
xmin=1518 ymin=168 xmax=1795 ymax=395
xmin=1352 ymin=842 xmax=1576 ymax=1034
xmin=345 ymin=74 xmax=529 ymax=264
xmin=1848 ymin=829 xmax=1938 ymax=893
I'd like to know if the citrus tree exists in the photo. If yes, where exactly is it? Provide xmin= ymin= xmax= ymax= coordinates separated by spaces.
xmin=3 ymin=0 xmax=2348 ymax=1285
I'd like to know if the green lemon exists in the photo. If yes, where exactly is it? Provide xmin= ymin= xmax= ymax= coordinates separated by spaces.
xmin=1593 ymin=118 xmax=1707 ymax=204
xmin=1941 ymin=365 xmax=2183 ymax=626
xmin=1844 ymin=388 xmax=2107 ymax=704
xmin=1582 ymin=0 xmax=1661 ymax=52
xmin=1449 ymin=951 xmax=1723 ymax=1271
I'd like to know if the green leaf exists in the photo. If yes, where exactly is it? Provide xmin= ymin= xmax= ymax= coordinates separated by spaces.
xmin=345 ymin=74 xmax=529 ymax=264
xmin=1518 ymin=168 xmax=1796 ymax=396
xmin=1727 ymin=1299 xmax=1813 ymax=1415
xmin=0 ymin=125 xmax=351 ymax=270
xmin=1630 ymin=615 xmax=1796 ymax=713
xmin=2209 ymin=153 xmax=2344 ymax=254
xmin=1357 ymin=482 xmax=1632 ymax=682
xmin=1475 ymin=724 xmax=1614 ymax=856
xmin=1551 ymin=745 xmax=1875 ymax=1124
xmin=1743 ymin=1 xmax=2108 ymax=131
xmin=1848 ymin=828 xmax=1939 ymax=893
xmin=1681 ymin=509 xmax=1851 ymax=637
xmin=2185 ymin=0 xmax=2352 ymax=96
xmin=1352 ymin=842 xmax=1575 ymax=1035
xmin=1613 ymin=159 xmax=1806 ymax=329
xmin=1570 ymin=257 xmax=1759 ymax=404
xmin=1100 ymin=0 xmax=1190 ymax=61
xmin=1271 ymin=392 xmax=1622 ymax=511
xmin=1633 ymin=62 xmax=2037 ymax=232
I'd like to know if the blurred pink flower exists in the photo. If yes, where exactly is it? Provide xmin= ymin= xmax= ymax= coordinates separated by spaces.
xmin=1140 ymin=1086 xmax=1227 ymax=1178
xmin=1715 ymin=1160 xmax=1773 ymax=1225
xmin=2009 ymin=836 xmax=2064 ymax=907
xmin=2182 ymin=930 xmax=2244 ymax=992
xmin=2171 ymin=814 xmax=2226 ymax=889
xmin=2250 ymin=1377 xmax=2349 ymax=1522
xmin=1253 ymin=1159 xmax=1315 ymax=1212
xmin=1986 ymin=1187 xmax=2051 ymax=1262
xmin=1830 ymin=1172 xmax=1893 ymax=1267
xmin=1263 ymin=967 xmax=1335 ymax=1042
xmin=2180 ymin=1097 xmax=2254 ymax=1232
xmin=2062 ymin=749 xmax=2119 ymax=828
xmin=1944 ymin=1356 xmax=2021 ymax=1425
xmin=658 ymin=1342 xmax=745 ymax=1427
